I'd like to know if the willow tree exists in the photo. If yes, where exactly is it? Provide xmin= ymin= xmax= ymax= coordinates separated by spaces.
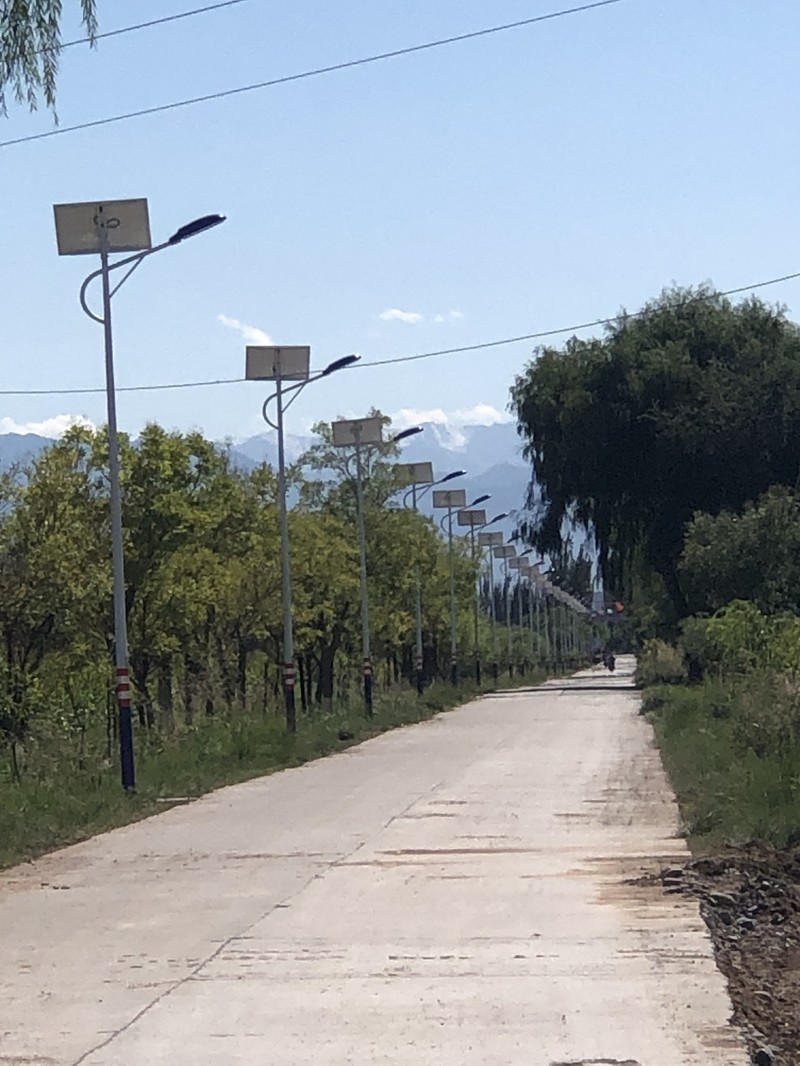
xmin=511 ymin=286 xmax=800 ymax=624
xmin=1 ymin=1 xmax=96 ymax=113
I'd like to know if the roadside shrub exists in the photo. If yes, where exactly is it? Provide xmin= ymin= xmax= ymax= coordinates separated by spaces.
xmin=640 ymin=686 xmax=671 ymax=715
xmin=731 ymin=671 xmax=800 ymax=760
xmin=635 ymin=639 xmax=686 ymax=687
xmin=684 ymin=601 xmax=800 ymax=679
xmin=679 ymin=615 xmax=714 ymax=681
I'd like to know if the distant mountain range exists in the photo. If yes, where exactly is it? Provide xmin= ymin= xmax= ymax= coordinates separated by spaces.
xmin=0 ymin=432 xmax=53 ymax=467
xmin=0 ymin=421 xmax=532 ymax=538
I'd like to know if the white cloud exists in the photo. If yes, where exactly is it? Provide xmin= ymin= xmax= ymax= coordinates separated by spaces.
xmin=391 ymin=403 xmax=512 ymax=430
xmin=390 ymin=403 xmax=512 ymax=447
xmin=434 ymin=310 xmax=464 ymax=323
xmin=0 ymin=414 xmax=95 ymax=438
xmin=378 ymin=308 xmax=424 ymax=324
xmin=217 ymin=313 xmax=274 ymax=345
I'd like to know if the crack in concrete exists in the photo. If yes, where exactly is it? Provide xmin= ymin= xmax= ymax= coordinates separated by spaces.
xmin=69 ymin=779 xmax=446 ymax=1066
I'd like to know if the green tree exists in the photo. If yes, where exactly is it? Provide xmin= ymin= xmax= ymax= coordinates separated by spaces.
xmin=511 ymin=286 xmax=800 ymax=624
xmin=1 ymin=1 xmax=96 ymax=114
xmin=0 ymin=426 xmax=108 ymax=778
xmin=299 ymin=413 xmax=480 ymax=685
xmin=547 ymin=544 xmax=593 ymax=603
xmin=680 ymin=486 xmax=800 ymax=617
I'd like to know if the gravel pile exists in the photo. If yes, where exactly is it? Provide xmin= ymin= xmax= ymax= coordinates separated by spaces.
xmin=657 ymin=844 xmax=800 ymax=1066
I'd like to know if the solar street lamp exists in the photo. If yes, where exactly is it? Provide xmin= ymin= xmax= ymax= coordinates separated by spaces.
xmin=245 ymin=347 xmax=358 ymax=732
xmin=457 ymin=505 xmax=505 ymax=685
xmin=331 ymin=420 xmax=422 ymax=714
xmin=433 ymin=488 xmax=467 ymax=684
xmin=478 ymin=529 xmax=504 ymax=678
xmin=493 ymin=543 xmax=516 ymax=676
xmin=396 ymin=461 xmax=435 ymax=696
xmin=54 ymin=198 xmax=225 ymax=791
xmin=332 ymin=416 xmax=384 ymax=715
xmin=399 ymin=467 xmax=465 ymax=695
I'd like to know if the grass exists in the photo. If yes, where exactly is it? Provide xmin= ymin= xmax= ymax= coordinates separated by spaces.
xmin=0 ymin=670 xmax=550 ymax=871
xmin=644 ymin=681 xmax=800 ymax=851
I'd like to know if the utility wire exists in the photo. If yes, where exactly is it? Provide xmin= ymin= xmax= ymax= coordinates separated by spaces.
xmin=2 ymin=269 xmax=798 ymax=397
xmin=54 ymin=1 xmax=253 ymax=53
xmin=41 ymin=0 xmax=253 ymax=56
xmin=363 ymin=270 xmax=800 ymax=368
xmin=0 ymin=0 xmax=625 ymax=149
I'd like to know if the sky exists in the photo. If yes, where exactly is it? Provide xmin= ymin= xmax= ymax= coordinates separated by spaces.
xmin=2 ymin=0 xmax=800 ymax=443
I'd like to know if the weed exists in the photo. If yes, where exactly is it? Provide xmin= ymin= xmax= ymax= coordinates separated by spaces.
xmin=647 ymin=681 xmax=800 ymax=850
xmin=635 ymin=639 xmax=686 ymax=687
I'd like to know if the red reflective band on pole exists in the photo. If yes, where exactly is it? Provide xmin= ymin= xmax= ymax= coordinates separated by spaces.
xmin=363 ymin=659 xmax=372 ymax=677
xmin=116 ymin=667 xmax=131 ymax=705
xmin=283 ymin=664 xmax=296 ymax=688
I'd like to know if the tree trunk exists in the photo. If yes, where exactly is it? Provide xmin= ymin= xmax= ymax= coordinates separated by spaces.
xmin=262 ymin=658 xmax=269 ymax=716
xmin=9 ymin=739 xmax=20 ymax=783
xmin=157 ymin=660 xmax=174 ymax=735
xmin=236 ymin=639 xmax=248 ymax=710
xmin=317 ymin=644 xmax=335 ymax=713
xmin=305 ymin=652 xmax=314 ymax=709
xmin=661 ymin=565 xmax=689 ymax=626
xmin=297 ymin=655 xmax=308 ymax=713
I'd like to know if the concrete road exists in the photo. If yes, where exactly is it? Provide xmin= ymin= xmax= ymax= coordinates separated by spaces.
xmin=1 ymin=658 xmax=748 ymax=1065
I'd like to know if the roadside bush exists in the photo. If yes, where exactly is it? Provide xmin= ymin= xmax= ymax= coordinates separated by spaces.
xmin=731 ymin=671 xmax=800 ymax=760
xmin=679 ymin=615 xmax=714 ymax=681
xmin=650 ymin=681 xmax=800 ymax=848
xmin=635 ymin=639 xmax=686 ymax=687
xmin=639 ymin=686 xmax=671 ymax=715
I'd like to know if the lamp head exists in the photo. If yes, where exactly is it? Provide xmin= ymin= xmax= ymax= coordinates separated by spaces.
xmin=322 ymin=353 xmax=359 ymax=376
xmin=440 ymin=469 xmax=466 ymax=483
xmin=167 ymin=213 xmax=226 ymax=245
xmin=392 ymin=426 xmax=423 ymax=444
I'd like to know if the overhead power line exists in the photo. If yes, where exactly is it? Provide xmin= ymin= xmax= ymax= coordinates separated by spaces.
xmin=0 ymin=0 xmax=625 ymax=149
xmin=2 ymin=269 xmax=798 ymax=397
xmin=57 ymin=0 xmax=253 ymax=52
xmin=363 ymin=270 xmax=800 ymax=368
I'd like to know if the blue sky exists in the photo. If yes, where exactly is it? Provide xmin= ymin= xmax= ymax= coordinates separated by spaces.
xmin=2 ymin=0 xmax=799 ymax=442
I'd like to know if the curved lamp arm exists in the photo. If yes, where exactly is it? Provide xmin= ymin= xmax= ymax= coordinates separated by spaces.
xmin=79 ymin=213 xmax=226 ymax=324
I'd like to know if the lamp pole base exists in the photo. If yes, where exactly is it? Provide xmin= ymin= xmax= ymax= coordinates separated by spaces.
xmin=283 ymin=664 xmax=297 ymax=733
xmin=363 ymin=660 xmax=373 ymax=717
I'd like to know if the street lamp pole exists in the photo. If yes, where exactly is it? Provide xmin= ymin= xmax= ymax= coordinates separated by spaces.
xmin=520 ymin=565 xmax=534 ymax=666
xmin=98 ymin=228 xmax=133 ymax=789
xmin=274 ymin=368 xmax=296 ymax=728
xmin=411 ymin=481 xmax=424 ymax=695
xmin=400 ymin=468 xmax=464 ymax=696
xmin=478 ymin=529 xmax=503 ymax=681
xmin=469 ymin=522 xmax=480 ymax=684
xmin=332 ymin=417 xmax=418 ymax=716
xmin=448 ymin=500 xmax=458 ymax=685
xmin=458 ymin=505 xmax=504 ymax=686
xmin=56 ymin=199 xmax=225 ymax=791
xmin=505 ymin=553 xmax=513 ymax=675
xmin=433 ymin=487 xmax=467 ymax=685
xmin=353 ymin=427 xmax=373 ymax=714
xmin=515 ymin=549 xmax=532 ymax=674
xmin=489 ymin=546 xmax=498 ymax=676
xmin=247 ymin=348 xmax=358 ymax=732
xmin=491 ymin=543 xmax=516 ymax=678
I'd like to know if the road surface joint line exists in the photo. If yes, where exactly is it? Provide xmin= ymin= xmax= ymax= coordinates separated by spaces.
xmin=67 ymin=778 xmax=449 ymax=1065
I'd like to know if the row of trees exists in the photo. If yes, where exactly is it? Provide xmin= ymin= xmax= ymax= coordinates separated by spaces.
xmin=0 ymin=417 xmax=484 ymax=780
